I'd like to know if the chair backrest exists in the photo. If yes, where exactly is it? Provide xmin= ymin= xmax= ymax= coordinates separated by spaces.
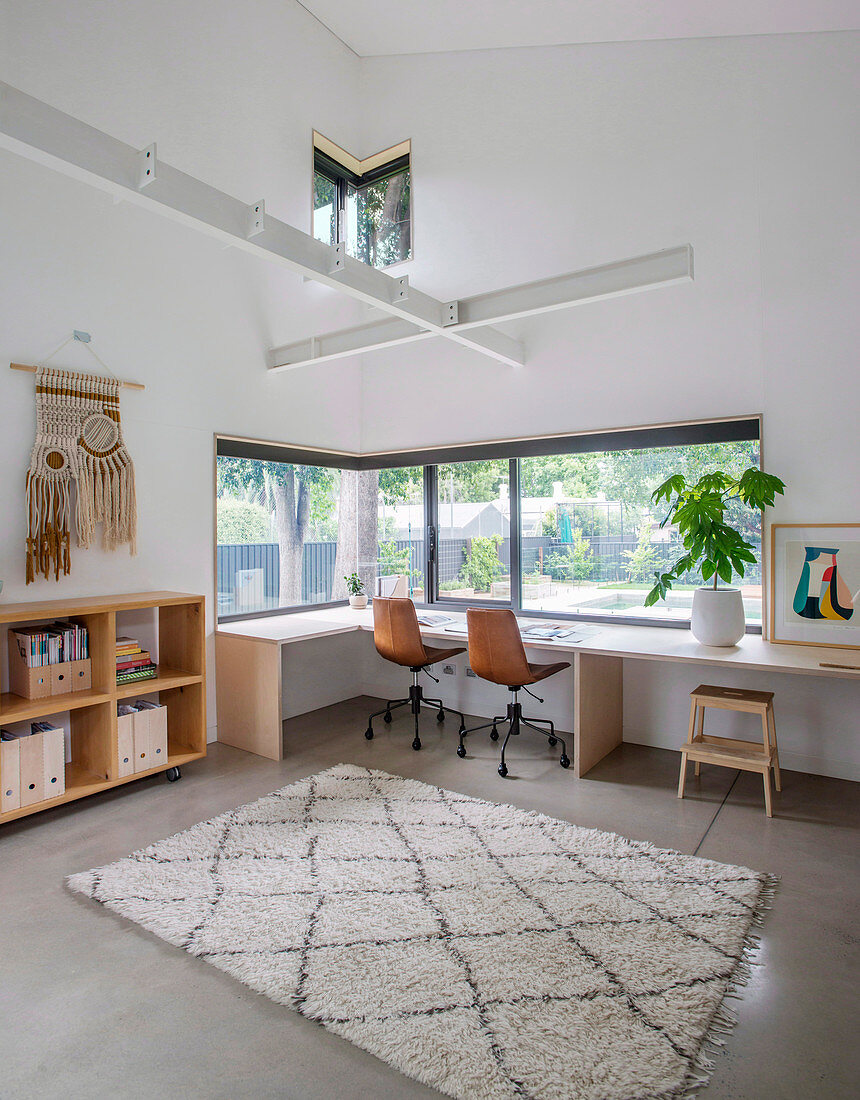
xmin=373 ymin=597 xmax=428 ymax=668
xmin=466 ymin=608 xmax=532 ymax=687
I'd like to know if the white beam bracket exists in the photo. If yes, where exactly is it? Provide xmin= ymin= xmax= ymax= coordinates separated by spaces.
xmin=247 ymin=199 xmax=265 ymax=238
xmin=394 ymin=275 xmax=409 ymax=302
xmin=443 ymin=301 xmax=459 ymax=326
xmin=137 ymin=143 xmax=156 ymax=188
xmin=328 ymin=242 xmax=345 ymax=275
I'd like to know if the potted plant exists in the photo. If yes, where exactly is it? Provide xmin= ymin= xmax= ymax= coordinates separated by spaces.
xmin=344 ymin=572 xmax=367 ymax=609
xmin=645 ymin=467 xmax=785 ymax=646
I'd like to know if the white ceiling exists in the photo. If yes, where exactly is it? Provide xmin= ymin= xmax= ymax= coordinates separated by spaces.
xmin=299 ymin=0 xmax=860 ymax=57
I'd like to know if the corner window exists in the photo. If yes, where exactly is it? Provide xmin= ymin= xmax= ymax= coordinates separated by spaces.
xmin=312 ymin=134 xmax=412 ymax=269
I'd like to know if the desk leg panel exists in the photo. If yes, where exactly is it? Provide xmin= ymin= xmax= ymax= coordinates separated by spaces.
xmin=215 ymin=634 xmax=283 ymax=760
xmin=575 ymin=652 xmax=623 ymax=777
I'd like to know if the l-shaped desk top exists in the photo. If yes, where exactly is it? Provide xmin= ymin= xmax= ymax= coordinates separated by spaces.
xmin=218 ymin=604 xmax=860 ymax=680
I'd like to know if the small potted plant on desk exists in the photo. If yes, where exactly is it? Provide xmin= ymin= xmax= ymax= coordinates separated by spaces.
xmin=345 ymin=572 xmax=368 ymax=609
xmin=645 ymin=466 xmax=785 ymax=646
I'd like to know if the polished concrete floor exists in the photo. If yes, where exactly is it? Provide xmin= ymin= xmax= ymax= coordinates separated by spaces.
xmin=1 ymin=696 xmax=858 ymax=1100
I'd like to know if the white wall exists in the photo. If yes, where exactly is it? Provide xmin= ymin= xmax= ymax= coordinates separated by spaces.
xmin=354 ymin=33 xmax=860 ymax=779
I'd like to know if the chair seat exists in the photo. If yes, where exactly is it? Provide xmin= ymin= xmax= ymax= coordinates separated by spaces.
xmin=422 ymin=644 xmax=467 ymax=665
xmin=523 ymin=660 xmax=571 ymax=685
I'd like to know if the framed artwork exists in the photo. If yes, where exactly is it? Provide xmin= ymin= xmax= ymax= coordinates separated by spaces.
xmin=769 ymin=524 xmax=860 ymax=649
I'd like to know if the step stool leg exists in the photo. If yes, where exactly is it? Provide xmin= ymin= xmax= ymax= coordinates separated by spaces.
xmin=678 ymin=753 xmax=688 ymax=799
xmin=768 ymin=704 xmax=781 ymax=792
xmin=762 ymin=769 xmax=773 ymax=817
xmin=694 ymin=703 xmax=704 ymax=776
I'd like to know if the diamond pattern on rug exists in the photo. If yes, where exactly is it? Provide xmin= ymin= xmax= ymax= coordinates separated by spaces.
xmin=67 ymin=764 xmax=774 ymax=1100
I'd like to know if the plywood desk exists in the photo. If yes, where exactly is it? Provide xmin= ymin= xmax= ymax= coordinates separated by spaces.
xmin=216 ymin=607 xmax=858 ymax=775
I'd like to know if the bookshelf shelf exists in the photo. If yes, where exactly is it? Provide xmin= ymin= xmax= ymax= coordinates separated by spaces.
xmin=0 ymin=592 xmax=206 ymax=825
xmin=0 ymin=689 xmax=113 ymax=723
xmin=115 ymin=668 xmax=202 ymax=699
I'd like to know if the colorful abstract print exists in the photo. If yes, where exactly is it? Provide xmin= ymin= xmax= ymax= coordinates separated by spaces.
xmin=792 ymin=546 xmax=854 ymax=621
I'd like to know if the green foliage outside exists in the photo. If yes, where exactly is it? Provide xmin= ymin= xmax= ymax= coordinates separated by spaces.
xmin=378 ymin=540 xmax=422 ymax=585
xmin=623 ymin=527 xmax=663 ymax=583
xmin=461 ymin=535 xmax=504 ymax=593
xmin=440 ymin=578 xmax=472 ymax=592
xmin=216 ymin=498 xmax=271 ymax=544
xmin=545 ymin=530 xmax=594 ymax=584
xmin=645 ymin=467 xmax=785 ymax=606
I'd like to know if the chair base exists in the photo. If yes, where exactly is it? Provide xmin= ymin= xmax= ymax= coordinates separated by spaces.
xmin=365 ymin=670 xmax=465 ymax=751
xmin=458 ymin=691 xmax=570 ymax=776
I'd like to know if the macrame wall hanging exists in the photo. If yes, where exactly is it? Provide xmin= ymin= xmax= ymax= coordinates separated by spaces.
xmin=14 ymin=333 xmax=142 ymax=584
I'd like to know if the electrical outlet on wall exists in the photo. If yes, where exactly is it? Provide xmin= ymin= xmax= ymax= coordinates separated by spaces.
xmin=442 ymin=665 xmax=457 ymax=676
xmin=465 ymin=667 xmax=477 ymax=678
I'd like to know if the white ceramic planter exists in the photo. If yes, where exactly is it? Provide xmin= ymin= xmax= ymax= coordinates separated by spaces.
xmin=349 ymin=594 xmax=368 ymax=609
xmin=690 ymin=587 xmax=745 ymax=646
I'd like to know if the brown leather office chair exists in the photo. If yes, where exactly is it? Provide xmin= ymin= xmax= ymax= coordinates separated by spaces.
xmin=459 ymin=608 xmax=571 ymax=776
xmin=365 ymin=597 xmax=467 ymax=750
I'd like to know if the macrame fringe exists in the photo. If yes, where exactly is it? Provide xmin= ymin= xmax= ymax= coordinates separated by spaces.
xmin=677 ymin=872 xmax=780 ymax=1099
xmin=76 ymin=450 xmax=137 ymax=553
xmin=25 ymin=468 xmax=72 ymax=583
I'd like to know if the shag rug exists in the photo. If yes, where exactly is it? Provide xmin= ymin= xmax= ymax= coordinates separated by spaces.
xmin=67 ymin=765 xmax=776 ymax=1100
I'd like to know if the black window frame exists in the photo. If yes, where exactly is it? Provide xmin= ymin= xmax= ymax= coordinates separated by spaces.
xmin=313 ymin=148 xmax=411 ymax=267
xmin=216 ymin=416 xmax=763 ymax=632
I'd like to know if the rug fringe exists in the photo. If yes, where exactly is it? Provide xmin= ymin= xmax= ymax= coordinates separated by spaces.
xmin=678 ymin=872 xmax=780 ymax=1099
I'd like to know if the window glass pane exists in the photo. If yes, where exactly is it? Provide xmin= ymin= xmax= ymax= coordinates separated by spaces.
xmin=518 ymin=440 xmax=762 ymax=623
xmin=348 ymin=168 xmax=412 ymax=268
xmin=217 ymin=456 xmax=350 ymax=616
xmin=373 ymin=466 xmax=425 ymax=599
xmin=437 ymin=460 xmax=510 ymax=602
xmin=313 ymin=172 xmax=336 ymax=246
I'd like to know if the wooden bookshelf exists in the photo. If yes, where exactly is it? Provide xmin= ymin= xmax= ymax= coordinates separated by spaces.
xmin=0 ymin=592 xmax=206 ymax=824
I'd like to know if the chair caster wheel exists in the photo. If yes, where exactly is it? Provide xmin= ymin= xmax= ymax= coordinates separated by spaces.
xmin=365 ymin=728 xmax=374 ymax=740
xmin=437 ymin=710 xmax=445 ymax=722
xmin=457 ymin=745 xmax=466 ymax=758
xmin=560 ymin=754 xmax=570 ymax=769
xmin=548 ymin=736 xmax=557 ymax=747
xmin=490 ymin=727 xmax=499 ymax=741
xmin=498 ymin=762 xmax=508 ymax=777
xmin=412 ymin=737 xmax=422 ymax=751
xmin=166 ymin=767 xmax=182 ymax=783
xmin=384 ymin=711 xmax=392 ymax=724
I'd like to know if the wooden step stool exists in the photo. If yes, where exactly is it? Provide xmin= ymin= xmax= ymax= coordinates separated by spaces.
xmin=678 ymin=684 xmax=781 ymax=817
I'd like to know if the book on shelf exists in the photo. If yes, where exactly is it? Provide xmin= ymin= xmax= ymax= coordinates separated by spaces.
xmin=115 ymin=637 xmax=157 ymax=681
xmin=116 ymin=665 xmax=158 ymax=685
xmin=11 ymin=622 xmax=88 ymax=667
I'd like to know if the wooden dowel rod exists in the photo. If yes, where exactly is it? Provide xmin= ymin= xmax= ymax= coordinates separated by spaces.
xmin=9 ymin=362 xmax=145 ymax=391
xmin=819 ymin=662 xmax=860 ymax=671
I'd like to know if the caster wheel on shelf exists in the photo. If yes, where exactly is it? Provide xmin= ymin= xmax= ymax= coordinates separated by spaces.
xmin=548 ymin=736 xmax=557 ymax=747
xmin=456 ymin=744 xmax=467 ymax=758
xmin=437 ymin=710 xmax=445 ymax=722
xmin=560 ymin=754 xmax=570 ymax=769
xmin=384 ymin=711 xmax=392 ymax=724
xmin=498 ymin=762 xmax=508 ymax=778
xmin=166 ymin=767 xmax=182 ymax=783
xmin=490 ymin=727 xmax=499 ymax=742
xmin=365 ymin=728 xmax=374 ymax=740
xmin=412 ymin=737 xmax=422 ymax=751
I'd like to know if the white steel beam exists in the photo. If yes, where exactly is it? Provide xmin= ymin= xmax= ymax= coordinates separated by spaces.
xmin=0 ymin=81 xmax=523 ymax=366
xmin=268 ymin=246 xmax=693 ymax=372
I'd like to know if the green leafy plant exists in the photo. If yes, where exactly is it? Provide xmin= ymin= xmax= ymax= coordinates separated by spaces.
xmin=344 ymin=572 xmax=365 ymax=596
xmin=461 ymin=535 xmax=504 ymax=593
xmin=645 ymin=467 xmax=785 ymax=606
xmin=377 ymin=540 xmax=422 ymax=583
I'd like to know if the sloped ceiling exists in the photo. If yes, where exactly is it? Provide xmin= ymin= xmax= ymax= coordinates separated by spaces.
xmin=299 ymin=0 xmax=860 ymax=57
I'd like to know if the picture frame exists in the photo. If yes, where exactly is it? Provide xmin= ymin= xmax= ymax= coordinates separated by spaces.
xmin=769 ymin=524 xmax=860 ymax=649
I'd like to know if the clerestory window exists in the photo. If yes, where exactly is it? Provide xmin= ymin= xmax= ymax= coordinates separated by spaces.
xmin=312 ymin=133 xmax=411 ymax=269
